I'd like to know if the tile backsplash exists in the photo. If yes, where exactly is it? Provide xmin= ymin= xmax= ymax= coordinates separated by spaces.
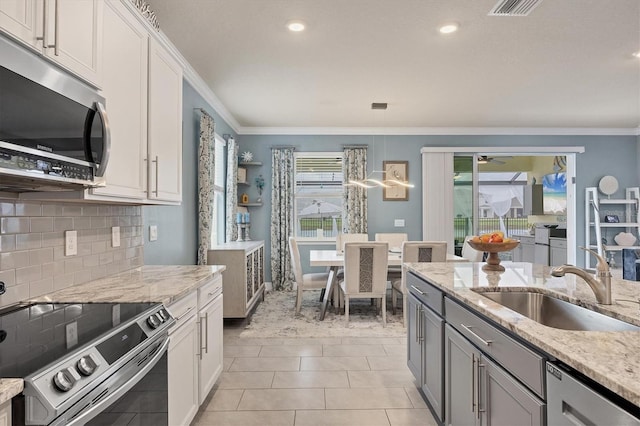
xmin=0 ymin=201 xmax=144 ymax=308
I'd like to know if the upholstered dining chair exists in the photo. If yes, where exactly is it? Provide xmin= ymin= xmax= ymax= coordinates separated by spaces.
xmin=462 ymin=235 xmax=485 ymax=262
xmin=335 ymin=233 xmax=369 ymax=254
xmin=289 ymin=237 xmax=332 ymax=315
xmin=374 ymin=233 xmax=408 ymax=251
xmin=390 ymin=241 xmax=447 ymax=325
xmin=338 ymin=242 xmax=389 ymax=325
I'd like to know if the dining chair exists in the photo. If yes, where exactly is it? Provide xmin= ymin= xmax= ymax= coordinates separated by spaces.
xmin=338 ymin=242 xmax=389 ymax=325
xmin=374 ymin=233 xmax=408 ymax=251
xmin=289 ymin=237 xmax=332 ymax=315
xmin=335 ymin=233 xmax=369 ymax=254
xmin=462 ymin=235 xmax=485 ymax=262
xmin=390 ymin=241 xmax=447 ymax=325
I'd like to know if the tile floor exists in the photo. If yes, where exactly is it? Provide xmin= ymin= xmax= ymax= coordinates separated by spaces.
xmin=191 ymin=325 xmax=438 ymax=426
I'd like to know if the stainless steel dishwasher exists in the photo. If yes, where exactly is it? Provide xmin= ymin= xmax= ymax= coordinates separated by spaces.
xmin=546 ymin=362 xmax=640 ymax=425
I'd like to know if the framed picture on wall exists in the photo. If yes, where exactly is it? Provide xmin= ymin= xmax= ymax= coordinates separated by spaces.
xmin=383 ymin=161 xmax=409 ymax=201
xmin=237 ymin=167 xmax=247 ymax=183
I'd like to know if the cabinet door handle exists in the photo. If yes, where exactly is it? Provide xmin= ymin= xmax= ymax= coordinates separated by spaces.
xmin=410 ymin=285 xmax=427 ymax=296
xmin=52 ymin=0 xmax=59 ymax=55
xmin=414 ymin=305 xmax=420 ymax=343
xmin=152 ymin=156 xmax=159 ymax=195
xmin=471 ymin=353 xmax=476 ymax=414
xmin=38 ymin=0 xmax=48 ymax=44
xmin=460 ymin=324 xmax=493 ymax=346
xmin=174 ymin=306 xmax=193 ymax=321
xmin=477 ymin=362 xmax=486 ymax=419
xmin=205 ymin=311 xmax=210 ymax=354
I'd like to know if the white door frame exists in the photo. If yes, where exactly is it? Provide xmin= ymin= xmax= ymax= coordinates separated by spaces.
xmin=421 ymin=146 xmax=584 ymax=264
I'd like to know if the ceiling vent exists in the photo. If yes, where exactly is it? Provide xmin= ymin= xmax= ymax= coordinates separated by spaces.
xmin=488 ymin=0 xmax=543 ymax=16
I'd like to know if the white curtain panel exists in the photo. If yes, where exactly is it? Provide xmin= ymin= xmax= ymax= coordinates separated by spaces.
xmin=225 ymin=137 xmax=239 ymax=242
xmin=197 ymin=111 xmax=215 ymax=265
xmin=270 ymin=148 xmax=295 ymax=291
xmin=342 ymin=147 xmax=368 ymax=234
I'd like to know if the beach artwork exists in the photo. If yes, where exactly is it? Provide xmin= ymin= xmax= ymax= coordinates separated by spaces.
xmin=542 ymin=172 xmax=567 ymax=215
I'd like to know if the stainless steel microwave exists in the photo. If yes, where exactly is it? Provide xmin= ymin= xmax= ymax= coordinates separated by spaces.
xmin=0 ymin=36 xmax=110 ymax=192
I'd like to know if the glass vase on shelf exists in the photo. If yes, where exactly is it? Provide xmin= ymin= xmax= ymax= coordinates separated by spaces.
xmin=255 ymin=175 xmax=265 ymax=203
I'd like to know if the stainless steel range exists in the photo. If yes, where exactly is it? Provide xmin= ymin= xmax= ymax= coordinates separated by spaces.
xmin=0 ymin=302 xmax=174 ymax=425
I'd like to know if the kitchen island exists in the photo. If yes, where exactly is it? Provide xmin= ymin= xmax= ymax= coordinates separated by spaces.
xmin=405 ymin=261 xmax=640 ymax=409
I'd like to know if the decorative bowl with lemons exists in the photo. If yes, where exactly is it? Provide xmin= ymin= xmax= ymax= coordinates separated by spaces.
xmin=466 ymin=232 xmax=520 ymax=272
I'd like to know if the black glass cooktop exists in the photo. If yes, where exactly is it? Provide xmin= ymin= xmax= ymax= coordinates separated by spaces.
xmin=0 ymin=302 xmax=155 ymax=378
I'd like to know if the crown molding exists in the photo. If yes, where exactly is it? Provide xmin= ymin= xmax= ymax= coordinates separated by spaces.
xmin=237 ymin=126 xmax=638 ymax=136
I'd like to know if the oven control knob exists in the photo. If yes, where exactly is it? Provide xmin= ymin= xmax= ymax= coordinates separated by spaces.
xmin=77 ymin=356 xmax=97 ymax=376
xmin=53 ymin=370 xmax=76 ymax=392
xmin=157 ymin=309 xmax=169 ymax=321
xmin=147 ymin=314 xmax=162 ymax=329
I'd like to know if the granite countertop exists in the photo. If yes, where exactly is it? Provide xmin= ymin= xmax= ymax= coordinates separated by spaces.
xmin=405 ymin=261 xmax=640 ymax=407
xmin=0 ymin=265 xmax=225 ymax=405
xmin=29 ymin=265 xmax=226 ymax=305
xmin=0 ymin=379 xmax=23 ymax=405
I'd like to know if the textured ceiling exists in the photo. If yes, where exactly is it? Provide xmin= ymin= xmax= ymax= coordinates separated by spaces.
xmin=146 ymin=0 xmax=640 ymax=130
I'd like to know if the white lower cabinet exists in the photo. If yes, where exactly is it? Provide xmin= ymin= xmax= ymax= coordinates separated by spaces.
xmin=0 ymin=400 xmax=11 ymax=426
xmin=198 ymin=291 xmax=223 ymax=404
xmin=167 ymin=275 xmax=224 ymax=424
xmin=167 ymin=292 xmax=199 ymax=426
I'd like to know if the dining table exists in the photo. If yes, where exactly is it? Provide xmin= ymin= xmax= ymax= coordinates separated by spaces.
xmin=309 ymin=249 xmax=467 ymax=320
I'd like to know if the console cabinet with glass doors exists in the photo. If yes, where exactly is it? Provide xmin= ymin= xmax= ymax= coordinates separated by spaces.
xmin=208 ymin=241 xmax=265 ymax=318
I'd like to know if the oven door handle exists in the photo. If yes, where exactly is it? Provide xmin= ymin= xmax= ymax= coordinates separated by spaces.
xmin=66 ymin=336 xmax=170 ymax=426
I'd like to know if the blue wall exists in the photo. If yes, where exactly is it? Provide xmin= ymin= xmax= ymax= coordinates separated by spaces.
xmin=143 ymin=80 xmax=238 ymax=265
xmin=238 ymin=134 xmax=639 ymax=278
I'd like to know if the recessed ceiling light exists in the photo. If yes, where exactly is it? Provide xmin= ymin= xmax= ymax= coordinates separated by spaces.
xmin=286 ymin=20 xmax=306 ymax=32
xmin=439 ymin=23 xmax=459 ymax=34
xmin=633 ymin=51 xmax=640 ymax=58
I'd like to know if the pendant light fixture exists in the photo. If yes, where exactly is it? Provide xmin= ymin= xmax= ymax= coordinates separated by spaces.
xmin=344 ymin=103 xmax=414 ymax=189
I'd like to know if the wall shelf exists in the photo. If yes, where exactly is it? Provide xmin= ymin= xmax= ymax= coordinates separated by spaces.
xmin=239 ymin=203 xmax=263 ymax=207
xmin=239 ymin=162 xmax=263 ymax=167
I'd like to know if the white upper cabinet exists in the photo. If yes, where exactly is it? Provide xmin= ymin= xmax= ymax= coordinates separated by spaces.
xmin=92 ymin=0 xmax=148 ymax=200
xmin=45 ymin=0 xmax=103 ymax=87
xmin=0 ymin=0 xmax=39 ymax=49
xmin=0 ymin=0 xmax=103 ymax=87
xmin=148 ymin=37 xmax=183 ymax=203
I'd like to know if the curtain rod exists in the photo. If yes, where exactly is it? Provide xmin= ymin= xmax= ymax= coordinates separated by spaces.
xmin=194 ymin=108 xmax=212 ymax=117
xmin=343 ymin=145 xmax=368 ymax=149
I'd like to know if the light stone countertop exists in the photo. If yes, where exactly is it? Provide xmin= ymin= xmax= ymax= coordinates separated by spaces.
xmin=0 ymin=379 xmax=23 ymax=406
xmin=0 ymin=265 xmax=225 ymax=404
xmin=405 ymin=261 xmax=640 ymax=407
xmin=29 ymin=265 xmax=226 ymax=305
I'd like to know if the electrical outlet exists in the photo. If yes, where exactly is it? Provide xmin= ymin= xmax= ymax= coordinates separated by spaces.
xmin=149 ymin=225 xmax=158 ymax=242
xmin=65 ymin=230 xmax=77 ymax=256
xmin=66 ymin=321 xmax=78 ymax=349
xmin=112 ymin=226 xmax=121 ymax=247
xmin=394 ymin=219 xmax=405 ymax=227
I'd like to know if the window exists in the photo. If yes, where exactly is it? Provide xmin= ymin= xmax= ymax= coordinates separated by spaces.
xmin=294 ymin=152 xmax=343 ymax=239
xmin=211 ymin=134 xmax=226 ymax=246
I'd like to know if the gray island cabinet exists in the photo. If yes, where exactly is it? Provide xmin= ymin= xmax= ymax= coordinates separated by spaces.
xmin=406 ymin=263 xmax=640 ymax=426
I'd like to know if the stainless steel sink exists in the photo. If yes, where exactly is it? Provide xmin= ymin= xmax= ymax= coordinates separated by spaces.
xmin=475 ymin=291 xmax=640 ymax=332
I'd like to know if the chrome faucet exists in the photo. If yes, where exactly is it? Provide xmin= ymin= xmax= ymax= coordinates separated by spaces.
xmin=551 ymin=247 xmax=612 ymax=304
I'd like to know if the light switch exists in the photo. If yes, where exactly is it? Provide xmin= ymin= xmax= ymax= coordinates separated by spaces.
xmin=149 ymin=225 xmax=158 ymax=241
xmin=394 ymin=219 xmax=405 ymax=227
xmin=112 ymin=226 xmax=121 ymax=247
xmin=65 ymin=230 xmax=77 ymax=256
xmin=66 ymin=321 xmax=78 ymax=349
